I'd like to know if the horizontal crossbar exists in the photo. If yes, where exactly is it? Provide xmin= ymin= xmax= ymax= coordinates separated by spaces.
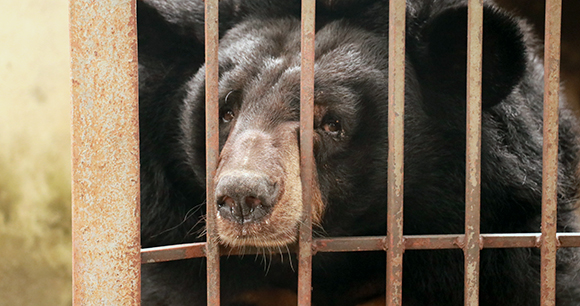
xmin=141 ymin=233 xmax=580 ymax=264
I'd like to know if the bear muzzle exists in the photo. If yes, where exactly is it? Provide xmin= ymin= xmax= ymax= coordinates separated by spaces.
xmin=213 ymin=127 xmax=305 ymax=247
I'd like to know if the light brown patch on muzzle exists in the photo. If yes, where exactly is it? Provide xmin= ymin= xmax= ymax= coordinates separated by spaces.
xmin=214 ymin=122 xmax=324 ymax=247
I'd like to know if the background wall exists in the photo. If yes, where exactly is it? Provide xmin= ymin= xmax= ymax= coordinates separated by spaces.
xmin=0 ymin=1 xmax=577 ymax=305
xmin=0 ymin=0 xmax=71 ymax=305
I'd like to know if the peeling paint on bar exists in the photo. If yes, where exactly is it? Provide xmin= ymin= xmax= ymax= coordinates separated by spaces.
xmin=70 ymin=0 xmax=141 ymax=305
xmin=298 ymin=0 xmax=316 ymax=305
xmin=140 ymin=233 xmax=580 ymax=264
xmin=141 ymin=242 xmax=207 ymax=264
xmin=204 ymin=0 xmax=221 ymax=305
xmin=541 ymin=0 xmax=562 ymax=305
xmin=386 ymin=0 xmax=406 ymax=305
xmin=464 ymin=1 xmax=483 ymax=305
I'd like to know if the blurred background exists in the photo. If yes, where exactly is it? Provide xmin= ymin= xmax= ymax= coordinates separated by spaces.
xmin=0 ymin=1 xmax=577 ymax=305
xmin=0 ymin=0 xmax=71 ymax=305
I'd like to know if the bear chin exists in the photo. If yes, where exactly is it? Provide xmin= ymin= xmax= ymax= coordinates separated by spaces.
xmin=216 ymin=217 xmax=300 ymax=248
xmin=216 ymin=194 xmax=303 ymax=248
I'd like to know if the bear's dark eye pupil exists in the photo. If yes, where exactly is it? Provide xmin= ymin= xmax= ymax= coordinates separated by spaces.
xmin=222 ymin=110 xmax=235 ymax=123
xmin=324 ymin=120 xmax=341 ymax=133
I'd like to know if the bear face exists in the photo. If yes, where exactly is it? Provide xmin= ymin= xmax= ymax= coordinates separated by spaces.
xmin=138 ymin=0 xmax=580 ymax=305
xmin=181 ymin=19 xmax=392 ymax=247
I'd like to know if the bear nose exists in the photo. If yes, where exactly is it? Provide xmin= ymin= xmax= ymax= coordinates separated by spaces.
xmin=215 ymin=172 xmax=279 ymax=224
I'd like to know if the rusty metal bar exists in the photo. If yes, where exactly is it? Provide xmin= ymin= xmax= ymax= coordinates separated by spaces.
xmin=205 ymin=0 xmax=221 ymax=304
xmin=140 ymin=233 xmax=580 ymax=263
xmin=142 ymin=242 xmax=207 ymax=264
xmin=558 ymin=233 xmax=580 ymax=247
xmin=70 ymin=0 xmax=141 ymax=304
xmin=482 ymin=234 xmax=539 ymax=249
xmin=298 ymin=0 xmax=316 ymax=305
xmin=541 ymin=0 xmax=562 ymax=305
xmin=406 ymin=235 xmax=460 ymax=250
xmin=314 ymin=237 xmax=387 ymax=253
xmin=464 ymin=1 xmax=483 ymax=305
xmin=386 ymin=1 xmax=406 ymax=305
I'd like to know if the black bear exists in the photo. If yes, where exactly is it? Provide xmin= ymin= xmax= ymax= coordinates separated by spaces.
xmin=137 ymin=0 xmax=580 ymax=305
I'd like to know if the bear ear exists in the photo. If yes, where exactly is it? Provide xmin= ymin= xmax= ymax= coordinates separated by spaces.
xmin=416 ymin=5 xmax=527 ymax=118
xmin=137 ymin=0 xmax=205 ymax=68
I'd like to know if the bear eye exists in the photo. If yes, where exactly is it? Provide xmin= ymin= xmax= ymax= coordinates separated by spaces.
xmin=322 ymin=119 xmax=342 ymax=134
xmin=221 ymin=110 xmax=235 ymax=123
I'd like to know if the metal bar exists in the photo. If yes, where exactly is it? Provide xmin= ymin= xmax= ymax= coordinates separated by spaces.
xmin=482 ymin=234 xmax=540 ymax=249
xmin=386 ymin=0 xmax=406 ymax=305
xmin=140 ymin=233 xmax=580 ymax=261
xmin=314 ymin=237 xmax=387 ymax=253
xmin=541 ymin=0 xmax=562 ymax=305
xmin=406 ymin=235 xmax=460 ymax=250
xmin=142 ymin=242 xmax=206 ymax=264
xmin=205 ymin=0 xmax=221 ymax=304
xmin=464 ymin=1 xmax=483 ymax=305
xmin=298 ymin=0 xmax=316 ymax=304
xmin=558 ymin=233 xmax=580 ymax=247
xmin=140 ymin=233 xmax=580 ymax=263
xmin=70 ymin=0 xmax=141 ymax=304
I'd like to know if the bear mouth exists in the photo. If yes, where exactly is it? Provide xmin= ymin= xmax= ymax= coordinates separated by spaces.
xmin=214 ymin=172 xmax=324 ymax=248
xmin=215 ymin=181 xmax=304 ymax=247
xmin=216 ymin=214 xmax=300 ymax=248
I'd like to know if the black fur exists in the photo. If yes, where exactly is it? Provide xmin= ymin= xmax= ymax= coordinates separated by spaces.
xmin=138 ymin=0 xmax=580 ymax=305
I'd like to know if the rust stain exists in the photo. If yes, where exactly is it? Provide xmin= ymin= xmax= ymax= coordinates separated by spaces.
xmin=464 ymin=1 xmax=483 ymax=305
xmin=386 ymin=0 xmax=406 ymax=305
xmin=205 ymin=0 xmax=221 ymax=305
xmin=141 ymin=242 xmax=206 ymax=264
xmin=541 ymin=1 xmax=562 ymax=305
xmin=139 ymin=233 xmax=580 ymax=263
xmin=70 ymin=0 xmax=140 ymax=305
xmin=298 ymin=0 xmax=316 ymax=305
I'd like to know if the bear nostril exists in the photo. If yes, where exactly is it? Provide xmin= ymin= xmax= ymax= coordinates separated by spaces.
xmin=217 ymin=194 xmax=270 ymax=224
xmin=217 ymin=196 xmax=235 ymax=214
xmin=224 ymin=196 xmax=235 ymax=208
xmin=218 ymin=196 xmax=236 ymax=208
xmin=215 ymin=173 xmax=277 ymax=224
xmin=244 ymin=196 xmax=262 ymax=211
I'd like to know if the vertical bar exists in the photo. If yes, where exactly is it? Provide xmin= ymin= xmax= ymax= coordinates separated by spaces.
xmin=541 ymin=0 xmax=562 ymax=305
xmin=386 ymin=0 xmax=406 ymax=305
xmin=205 ymin=0 xmax=221 ymax=305
xmin=70 ymin=0 xmax=140 ymax=305
xmin=464 ymin=0 xmax=483 ymax=305
xmin=298 ymin=0 xmax=316 ymax=304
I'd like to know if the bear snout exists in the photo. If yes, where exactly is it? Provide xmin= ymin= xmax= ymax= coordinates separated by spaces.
xmin=215 ymin=171 xmax=280 ymax=225
xmin=213 ymin=126 xmax=306 ymax=247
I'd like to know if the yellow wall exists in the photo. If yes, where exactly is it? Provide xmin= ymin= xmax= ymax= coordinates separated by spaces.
xmin=0 ymin=1 xmax=71 ymax=305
